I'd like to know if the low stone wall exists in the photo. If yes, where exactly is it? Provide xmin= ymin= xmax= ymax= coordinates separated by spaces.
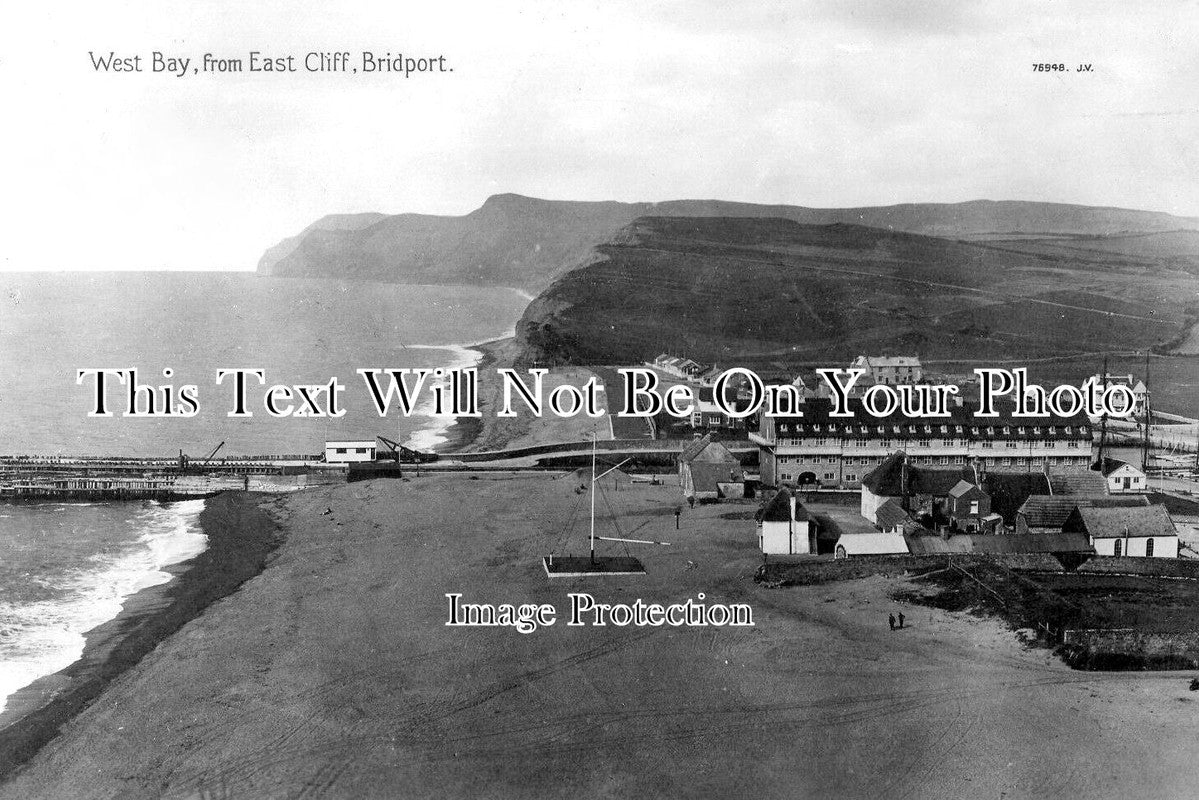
xmin=1062 ymin=628 xmax=1199 ymax=670
xmin=1074 ymin=557 xmax=1199 ymax=580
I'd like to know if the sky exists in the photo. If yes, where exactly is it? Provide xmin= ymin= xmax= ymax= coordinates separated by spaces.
xmin=1 ymin=0 xmax=1197 ymax=271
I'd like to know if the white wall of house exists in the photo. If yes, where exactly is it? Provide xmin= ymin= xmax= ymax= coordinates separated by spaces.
xmin=1106 ymin=463 xmax=1147 ymax=494
xmin=860 ymin=485 xmax=890 ymax=525
xmin=1091 ymin=535 xmax=1178 ymax=558
xmin=324 ymin=441 xmax=376 ymax=463
xmin=759 ymin=518 xmax=814 ymax=555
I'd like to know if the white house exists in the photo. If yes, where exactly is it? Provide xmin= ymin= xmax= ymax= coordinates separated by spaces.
xmin=324 ymin=440 xmax=377 ymax=464
xmin=1097 ymin=457 xmax=1148 ymax=494
xmin=1088 ymin=373 xmax=1149 ymax=417
xmin=756 ymin=488 xmax=817 ymax=555
xmin=1063 ymin=504 xmax=1179 ymax=558
xmin=850 ymin=355 xmax=924 ymax=386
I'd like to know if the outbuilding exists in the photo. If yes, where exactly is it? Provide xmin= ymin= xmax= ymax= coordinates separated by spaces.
xmin=1062 ymin=504 xmax=1179 ymax=558
xmin=324 ymin=440 xmax=377 ymax=464
xmin=756 ymin=488 xmax=818 ymax=555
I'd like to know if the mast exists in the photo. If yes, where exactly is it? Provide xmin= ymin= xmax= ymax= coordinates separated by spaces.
xmin=1141 ymin=351 xmax=1151 ymax=472
xmin=1097 ymin=355 xmax=1109 ymax=469
xmin=590 ymin=430 xmax=597 ymax=564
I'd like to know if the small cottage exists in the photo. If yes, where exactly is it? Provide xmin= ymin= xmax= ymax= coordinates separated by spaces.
xmin=679 ymin=434 xmax=745 ymax=502
xmin=1062 ymin=504 xmax=1179 ymax=558
xmin=756 ymin=488 xmax=818 ymax=555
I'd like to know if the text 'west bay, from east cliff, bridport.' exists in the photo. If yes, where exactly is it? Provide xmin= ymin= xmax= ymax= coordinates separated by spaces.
xmin=87 ymin=50 xmax=453 ymax=78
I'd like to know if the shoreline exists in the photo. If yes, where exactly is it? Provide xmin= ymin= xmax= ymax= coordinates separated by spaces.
xmin=431 ymin=336 xmax=505 ymax=454
xmin=0 ymin=492 xmax=281 ymax=780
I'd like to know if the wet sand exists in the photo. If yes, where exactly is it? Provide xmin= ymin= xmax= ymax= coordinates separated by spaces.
xmin=3 ymin=475 xmax=1199 ymax=798
xmin=0 ymin=492 xmax=281 ymax=780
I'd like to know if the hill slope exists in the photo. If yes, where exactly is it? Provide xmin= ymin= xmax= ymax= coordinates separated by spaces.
xmin=516 ymin=216 xmax=1199 ymax=366
xmin=259 ymin=195 xmax=1199 ymax=292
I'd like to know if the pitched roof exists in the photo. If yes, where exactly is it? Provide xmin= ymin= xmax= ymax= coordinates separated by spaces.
xmin=1067 ymin=505 xmax=1176 ymax=538
xmin=875 ymin=498 xmax=912 ymax=530
xmin=686 ymin=461 xmax=745 ymax=493
xmin=1097 ymin=457 xmax=1140 ymax=477
xmin=757 ymin=488 xmax=815 ymax=523
xmin=904 ymin=532 xmax=1092 ymax=555
xmin=1018 ymin=494 xmax=1149 ymax=529
xmin=949 ymin=479 xmax=979 ymax=498
xmin=978 ymin=472 xmax=1052 ymax=525
xmin=1049 ymin=471 xmax=1108 ymax=495
xmin=679 ymin=434 xmax=738 ymax=464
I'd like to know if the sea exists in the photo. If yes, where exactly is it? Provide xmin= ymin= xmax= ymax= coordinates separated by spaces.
xmin=0 ymin=271 xmax=531 ymax=717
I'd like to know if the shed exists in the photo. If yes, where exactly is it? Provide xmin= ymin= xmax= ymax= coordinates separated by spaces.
xmin=324 ymin=440 xmax=377 ymax=464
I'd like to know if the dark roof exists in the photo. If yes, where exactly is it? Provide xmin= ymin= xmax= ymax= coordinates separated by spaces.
xmin=1049 ymin=472 xmax=1108 ymax=495
xmin=1066 ymin=505 xmax=1177 ymax=538
xmin=679 ymin=434 xmax=712 ymax=462
xmin=863 ymin=455 xmax=1051 ymax=525
xmin=757 ymin=488 xmax=815 ymax=523
xmin=686 ymin=461 xmax=745 ymax=493
xmin=1018 ymin=494 xmax=1150 ymax=529
xmin=1097 ymin=457 xmax=1140 ymax=477
xmin=861 ymin=451 xmax=907 ymax=494
xmin=769 ymin=398 xmax=1091 ymax=441
xmin=904 ymin=532 xmax=1093 ymax=555
xmin=875 ymin=498 xmax=912 ymax=530
xmin=978 ymin=472 xmax=1052 ymax=525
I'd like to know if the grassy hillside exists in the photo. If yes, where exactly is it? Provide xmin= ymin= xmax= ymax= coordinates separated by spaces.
xmin=258 ymin=194 xmax=1199 ymax=292
xmin=516 ymin=216 xmax=1199 ymax=367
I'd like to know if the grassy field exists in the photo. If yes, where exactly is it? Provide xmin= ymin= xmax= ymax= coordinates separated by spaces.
xmin=517 ymin=216 xmax=1199 ymax=369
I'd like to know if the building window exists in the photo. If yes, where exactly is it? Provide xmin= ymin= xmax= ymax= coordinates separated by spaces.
xmin=954 ymin=456 xmax=965 ymax=464
xmin=982 ymin=441 xmax=993 ymax=449
xmin=942 ymin=439 xmax=953 ymax=446
xmin=1006 ymin=442 xmax=1018 ymax=449
xmin=919 ymin=440 xmax=930 ymax=447
xmin=336 ymin=448 xmax=347 ymax=454
xmin=827 ymin=456 xmax=838 ymax=464
xmin=1114 ymin=539 xmax=1123 ymax=557
xmin=969 ymin=500 xmax=979 ymax=515
xmin=1067 ymin=442 xmax=1079 ymax=449
xmin=1002 ymin=457 xmax=1011 ymax=466
xmin=938 ymin=456 xmax=949 ymax=465
xmin=1146 ymin=538 xmax=1155 ymax=557
xmin=845 ymin=473 xmax=857 ymax=481
xmin=881 ymin=439 xmax=893 ymax=448
xmin=1016 ymin=458 xmax=1026 ymax=465
xmin=824 ymin=472 xmax=835 ymax=480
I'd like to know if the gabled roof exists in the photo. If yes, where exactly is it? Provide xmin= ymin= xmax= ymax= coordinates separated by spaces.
xmin=687 ymin=461 xmax=745 ymax=493
xmin=1097 ymin=457 xmax=1141 ymax=477
xmin=757 ymin=488 xmax=815 ymax=523
xmin=1066 ymin=504 xmax=1176 ymax=538
xmin=949 ymin=479 xmax=980 ymax=498
xmin=679 ymin=434 xmax=738 ymax=464
xmin=1018 ymin=494 xmax=1149 ymax=529
xmin=875 ymin=498 xmax=912 ymax=530
xmin=1049 ymin=471 xmax=1108 ymax=495
xmin=861 ymin=451 xmax=907 ymax=495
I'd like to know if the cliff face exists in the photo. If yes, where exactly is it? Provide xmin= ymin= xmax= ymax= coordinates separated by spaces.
xmin=514 ymin=216 xmax=1199 ymax=368
xmin=258 ymin=194 xmax=1199 ymax=292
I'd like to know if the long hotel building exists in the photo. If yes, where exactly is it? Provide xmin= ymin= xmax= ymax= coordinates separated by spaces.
xmin=751 ymin=398 xmax=1095 ymax=489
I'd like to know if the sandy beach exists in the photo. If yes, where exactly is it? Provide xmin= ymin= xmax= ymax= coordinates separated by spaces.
xmin=2 ymin=475 xmax=1199 ymax=798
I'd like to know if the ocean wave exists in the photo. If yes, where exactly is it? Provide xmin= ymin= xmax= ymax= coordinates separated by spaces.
xmin=0 ymin=499 xmax=208 ymax=717
xmin=397 ymin=344 xmax=486 ymax=451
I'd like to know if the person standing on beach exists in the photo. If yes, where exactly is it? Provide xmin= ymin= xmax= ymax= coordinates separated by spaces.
xmin=898 ymin=612 xmax=905 ymax=629
xmin=888 ymin=613 xmax=896 ymax=631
